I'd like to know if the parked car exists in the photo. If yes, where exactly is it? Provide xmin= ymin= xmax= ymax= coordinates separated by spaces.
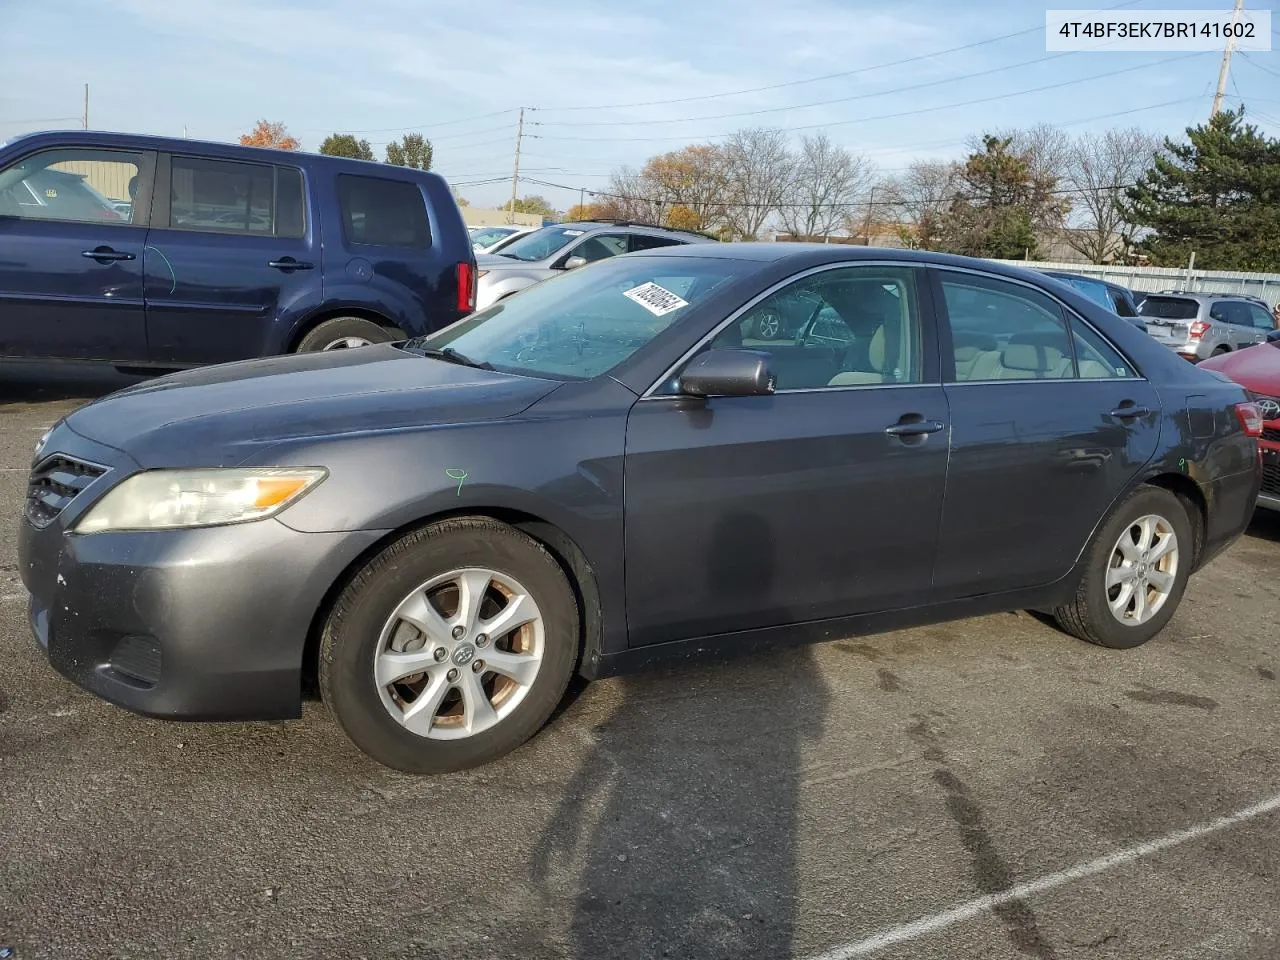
xmin=0 ymin=130 xmax=475 ymax=366
xmin=1039 ymin=271 xmax=1147 ymax=332
xmin=20 ymin=244 xmax=1262 ymax=773
xmin=1138 ymin=292 xmax=1276 ymax=362
xmin=468 ymin=224 xmax=535 ymax=254
xmin=473 ymin=220 xmax=715 ymax=310
xmin=1200 ymin=330 xmax=1280 ymax=513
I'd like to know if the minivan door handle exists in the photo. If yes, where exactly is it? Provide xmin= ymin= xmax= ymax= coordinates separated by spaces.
xmin=268 ymin=257 xmax=313 ymax=271
xmin=81 ymin=247 xmax=135 ymax=262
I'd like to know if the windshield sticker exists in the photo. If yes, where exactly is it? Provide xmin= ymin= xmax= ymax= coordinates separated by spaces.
xmin=562 ymin=229 xmax=585 ymax=237
xmin=623 ymin=281 xmax=690 ymax=317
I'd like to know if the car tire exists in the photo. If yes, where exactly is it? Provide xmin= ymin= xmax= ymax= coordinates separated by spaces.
xmin=754 ymin=310 xmax=782 ymax=340
xmin=319 ymin=517 xmax=580 ymax=773
xmin=1212 ymin=345 xmax=1230 ymax=357
xmin=1052 ymin=485 xmax=1194 ymax=650
xmin=296 ymin=317 xmax=403 ymax=352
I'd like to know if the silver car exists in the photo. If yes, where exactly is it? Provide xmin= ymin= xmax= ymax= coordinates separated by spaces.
xmin=1138 ymin=292 xmax=1276 ymax=362
xmin=473 ymin=221 xmax=715 ymax=310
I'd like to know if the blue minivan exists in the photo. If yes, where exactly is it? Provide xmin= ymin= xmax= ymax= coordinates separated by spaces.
xmin=0 ymin=131 xmax=476 ymax=366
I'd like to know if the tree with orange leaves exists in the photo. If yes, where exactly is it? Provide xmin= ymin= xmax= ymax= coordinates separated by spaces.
xmin=239 ymin=120 xmax=300 ymax=151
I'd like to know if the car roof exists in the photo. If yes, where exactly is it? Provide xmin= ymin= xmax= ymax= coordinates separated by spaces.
xmin=550 ymin=220 xmax=719 ymax=242
xmin=1149 ymin=291 xmax=1259 ymax=303
xmin=5 ymin=129 xmax=452 ymax=184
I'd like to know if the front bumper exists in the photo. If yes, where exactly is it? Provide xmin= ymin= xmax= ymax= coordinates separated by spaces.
xmin=18 ymin=425 xmax=384 ymax=721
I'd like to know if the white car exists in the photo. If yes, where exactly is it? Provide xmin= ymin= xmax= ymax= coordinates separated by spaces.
xmin=468 ymin=224 xmax=536 ymax=254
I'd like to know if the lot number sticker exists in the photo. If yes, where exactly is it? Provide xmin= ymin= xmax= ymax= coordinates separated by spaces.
xmin=623 ymin=281 xmax=689 ymax=317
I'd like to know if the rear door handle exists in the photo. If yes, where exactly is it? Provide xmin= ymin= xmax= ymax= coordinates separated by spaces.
xmin=885 ymin=419 xmax=945 ymax=437
xmin=268 ymin=257 xmax=313 ymax=270
xmin=81 ymin=247 xmax=135 ymax=262
xmin=1110 ymin=404 xmax=1151 ymax=420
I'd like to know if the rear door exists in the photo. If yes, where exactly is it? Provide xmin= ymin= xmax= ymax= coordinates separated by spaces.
xmin=1245 ymin=303 xmax=1275 ymax=344
xmin=931 ymin=268 xmax=1161 ymax=598
xmin=0 ymin=145 xmax=154 ymax=360
xmin=143 ymin=153 xmax=317 ymax=364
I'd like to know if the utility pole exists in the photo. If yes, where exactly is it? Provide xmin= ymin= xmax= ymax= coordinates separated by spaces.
xmin=82 ymin=83 xmax=89 ymax=129
xmin=1211 ymin=0 xmax=1245 ymax=119
xmin=508 ymin=107 xmax=524 ymax=225
xmin=859 ymin=185 xmax=877 ymax=246
xmin=579 ymin=186 xmax=585 ymax=214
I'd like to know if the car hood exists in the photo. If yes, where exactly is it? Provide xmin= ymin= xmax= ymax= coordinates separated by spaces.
xmin=1199 ymin=344 xmax=1280 ymax=398
xmin=476 ymin=253 xmax=544 ymax=270
xmin=63 ymin=345 xmax=561 ymax=467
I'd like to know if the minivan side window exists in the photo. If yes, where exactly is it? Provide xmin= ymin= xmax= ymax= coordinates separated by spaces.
xmin=1109 ymin=289 xmax=1138 ymax=317
xmin=169 ymin=156 xmax=304 ymax=238
xmin=0 ymin=148 xmax=144 ymax=225
xmin=336 ymin=174 xmax=430 ymax=248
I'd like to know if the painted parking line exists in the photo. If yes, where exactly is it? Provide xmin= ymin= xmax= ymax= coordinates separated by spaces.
xmin=806 ymin=792 xmax=1280 ymax=960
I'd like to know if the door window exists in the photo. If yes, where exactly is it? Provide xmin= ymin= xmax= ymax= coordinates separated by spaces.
xmin=1072 ymin=322 xmax=1133 ymax=378
xmin=0 ymin=148 xmax=144 ymax=225
xmin=169 ymin=156 xmax=305 ymax=237
xmin=628 ymin=234 xmax=685 ymax=252
xmin=336 ymin=174 xmax=431 ymax=247
xmin=1210 ymin=301 xmax=1251 ymax=327
xmin=705 ymin=266 xmax=924 ymax=391
xmin=1248 ymin=304 xmax=1275 ymax=330
xmin=1109 ymin=289 xmax=1138 ymax=317
xmin=941 ymin=272 xmax=1075 ymax=381
xmin=569 ymin=233 xmax=629 ymax=263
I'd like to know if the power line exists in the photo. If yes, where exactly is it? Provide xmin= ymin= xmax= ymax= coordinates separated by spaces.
xmin=532 ymin=0 xmax=1149 ymax=112
xmin=311 ymin=107 xmax=518 ymax=135
xmin=0 ymin=116 xmax=81 ymax=125
xmin=1239 ymin=53 xmax=1280 ymax=81
xmin=534 ymin=51 xmax=1079 ymax=129
xmin=530 ymin=53 xmax=1207 ymax=143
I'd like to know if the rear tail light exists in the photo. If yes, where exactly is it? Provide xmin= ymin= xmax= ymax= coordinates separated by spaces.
xmin=456 ymin=262 xmax=476 ymax=313
xmin=1234 ymin=401 xmax=1264 ymax=438
xmin=1189 ymin=320 xmax=1211 ymax=339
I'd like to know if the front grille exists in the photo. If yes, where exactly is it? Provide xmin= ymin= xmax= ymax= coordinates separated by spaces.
xmin=1264 ymin=427 xmax=1280 ymax=444
xmin=25 ymin=455 xmax=108 ymax=529
xmin=1263 ymin=459 xmax=1280 ymax=498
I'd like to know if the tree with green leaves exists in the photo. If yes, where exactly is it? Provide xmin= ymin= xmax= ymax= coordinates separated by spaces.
xmin=385 ymin=133 xmax=433 ymax=170
xmin=1120 ymin=107 xmax=1280 ymax=271
xmin=500 ymin=195 xmax=558 ymax=219
xmin=936 ymin=135 xmax=1069 ymax=260
xmin=319 ymin=133 xmax=374 ymax=161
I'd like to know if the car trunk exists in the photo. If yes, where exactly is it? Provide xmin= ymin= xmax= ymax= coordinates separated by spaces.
xmin=1139 ymin=296 xmax=1199 ymax=342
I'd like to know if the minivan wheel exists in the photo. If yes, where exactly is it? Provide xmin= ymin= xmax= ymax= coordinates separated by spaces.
xmin=296 ymin=317 xmax=402 ymax=352
xmin=319 ymin=518 xmax=580 ymax=773
xmin=1212 ymin=345 xmax=1230 ymax=357
xmin=1052 ymin=486 xmax=1193 ymax=649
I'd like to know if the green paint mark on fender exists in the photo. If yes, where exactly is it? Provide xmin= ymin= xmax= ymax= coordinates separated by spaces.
xmin=445 ymin=468 xmax=469 ymax=496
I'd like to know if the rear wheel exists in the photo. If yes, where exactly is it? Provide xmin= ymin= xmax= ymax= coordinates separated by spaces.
xmin=319 ymin=518 xmax=580 ymax=773
xmin=296 ymin=316 xmax=403 ymax=352
xmin=1053 ymin=486 xmax=1193 ymax=649
xmin=1212 ymin=345 xmax=1231 ymax=357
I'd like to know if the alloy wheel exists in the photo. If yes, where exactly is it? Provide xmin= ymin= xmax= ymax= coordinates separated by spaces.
xmin=1105 ymin=514 xmax=1179 ymax=626
xmin=323 ymin=336 xmax=373 ymax=350
xmin=374 ymin=567 xmax=544 ymax=739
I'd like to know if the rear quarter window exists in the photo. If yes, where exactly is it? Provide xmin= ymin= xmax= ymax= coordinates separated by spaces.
xmin=336 ymin=174 xmax=431 ymax=248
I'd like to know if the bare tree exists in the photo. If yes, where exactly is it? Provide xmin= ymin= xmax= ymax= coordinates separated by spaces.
xmin=719 ymin=128 xmax=795 ymax=240
xmin=1065 ymin=127 xmax=1161 ymax=263
xmin=881 ymin=160 xmax=959 ymax=249
xmin=776 ymin=134 xmax=874 ymax=240
xmin=602 ymin=166 xmax=668 ymax=223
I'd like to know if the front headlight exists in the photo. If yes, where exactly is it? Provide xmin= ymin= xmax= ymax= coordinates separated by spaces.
xmin=74 ymin=467 xmax=327 ymax=533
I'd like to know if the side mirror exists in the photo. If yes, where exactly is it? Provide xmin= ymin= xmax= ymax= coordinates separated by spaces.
xmin=563 ymin=255 xmax=588 ymax=270
xmin=678 ymin=349 xmax=775 ymax=398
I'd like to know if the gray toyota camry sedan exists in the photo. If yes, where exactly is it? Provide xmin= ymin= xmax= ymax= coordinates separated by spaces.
xmin=19 ymin=244 xmax=1264 ymax=773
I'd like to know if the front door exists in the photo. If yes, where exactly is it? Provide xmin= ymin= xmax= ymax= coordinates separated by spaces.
xmin=143 ymin=154 xmax=317 ymax=364
xmin=0 ymin=145 xmax=154 ymax=361
xmin=623 ymin=264 xmax=950 ymax=647
xmin=931 ymin=268 xmax=1161 ymax=598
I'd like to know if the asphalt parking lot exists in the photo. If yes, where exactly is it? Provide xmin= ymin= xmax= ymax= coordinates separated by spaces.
xmin=2 ymin=362 xmax=1279 ymax=960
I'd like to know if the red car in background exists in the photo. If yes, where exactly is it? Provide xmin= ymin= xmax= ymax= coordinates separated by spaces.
xmin=1202 ymin=332 xmax=1280 ymax=512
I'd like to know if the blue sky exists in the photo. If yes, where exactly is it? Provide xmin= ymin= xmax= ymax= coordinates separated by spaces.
xmin=3 ymin=0 xmax=1278 ymax=209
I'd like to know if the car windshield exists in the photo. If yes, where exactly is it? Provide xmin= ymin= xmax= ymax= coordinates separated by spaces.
xmin=470 ymin=226 xmax=517 ymax=249
xmin=1139 ymin=296 xmax=1200 ymax=320
xmin=496 ymin=225 xmax=588 ymax=262
xmin=406 ymin=255 xmax=751 ymax=380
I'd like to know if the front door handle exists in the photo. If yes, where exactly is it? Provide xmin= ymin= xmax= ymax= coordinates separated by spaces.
xmin=1110 ymin=404 xmax=1151 ymax=420
xmin=268 ymin=257 xmax=313 ymax=271
xmin=884 ymin=418 xmax=945 ymax=437
xmin=81 ymin=247 xmax=135 ymax=262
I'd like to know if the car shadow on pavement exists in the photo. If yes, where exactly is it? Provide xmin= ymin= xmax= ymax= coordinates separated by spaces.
xmin=530 ymin=511 xmax=831 ymax=959
xmin=1246 ymin=508 xmax=1280 ymax=543
xmin=0 ymin=362 xmax=151 ymax=405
